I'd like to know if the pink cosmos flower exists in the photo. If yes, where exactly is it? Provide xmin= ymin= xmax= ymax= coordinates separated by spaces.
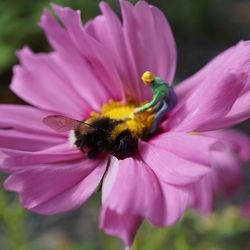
xmin=0 ymin=1 xmax=250 ymax=248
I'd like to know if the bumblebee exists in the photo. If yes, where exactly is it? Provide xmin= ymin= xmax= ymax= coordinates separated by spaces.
xmin=43 ymin=115 xmax=138 ymax=159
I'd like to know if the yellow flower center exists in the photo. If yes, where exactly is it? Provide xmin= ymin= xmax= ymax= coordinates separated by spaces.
xmin=90 ymin=100 xmax=155 ymax=138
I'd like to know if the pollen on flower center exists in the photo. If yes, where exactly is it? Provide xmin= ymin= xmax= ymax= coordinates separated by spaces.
xmin=90 ymin=100 xmax=155 ymax=139
xmin=65 ymin=70 xmax=177 ymax=159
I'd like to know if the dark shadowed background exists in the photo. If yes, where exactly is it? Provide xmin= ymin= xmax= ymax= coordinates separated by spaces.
xmin=0 ymin=0 xmax=250 ymax=249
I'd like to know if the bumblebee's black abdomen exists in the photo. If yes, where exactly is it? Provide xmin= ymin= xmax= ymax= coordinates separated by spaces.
xmin=113 ymin=130 xmax=138 ymax=159
xmin=74 ymin=117 xmax=138 ymax=159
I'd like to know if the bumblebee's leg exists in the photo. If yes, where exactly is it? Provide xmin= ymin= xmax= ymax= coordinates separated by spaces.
xmin=87 ymin=147 xmax=100 ymax=159
xmin=75 ymin=139 xmax=83 ymax=149
xmin=75 ymin=137 xmax=87 ymax=152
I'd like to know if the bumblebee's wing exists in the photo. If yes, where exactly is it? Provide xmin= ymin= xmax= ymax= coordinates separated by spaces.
xmin=43 ymin=115 xmax=83 ymax=132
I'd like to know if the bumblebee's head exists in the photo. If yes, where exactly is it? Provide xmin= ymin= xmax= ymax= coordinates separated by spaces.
xmin=141 ymin=71 xmax=155 ymax=85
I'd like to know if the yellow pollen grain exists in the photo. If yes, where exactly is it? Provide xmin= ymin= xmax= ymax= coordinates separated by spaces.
xmin=187 ymin=131 xmax=199 ymax=135
xmin=90 ymin=100 xmax=155 ymax=138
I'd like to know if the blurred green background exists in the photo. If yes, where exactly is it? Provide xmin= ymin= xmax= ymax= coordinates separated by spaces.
xmin=0 ymin=0 xmax=250 ymax=249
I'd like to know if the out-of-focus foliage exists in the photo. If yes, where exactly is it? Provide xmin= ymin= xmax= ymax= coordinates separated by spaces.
xmin=0 ymin=0 xmax=140 ymax=74
xmin=133 ymin=208 xmax=250 ymax=250
xmin=1 ymin=186 xmax=250 ymax=250
xmin=0 ymin=0 xmax=99 ymax=74
xmin=0 ymin=180 xmax=28 ymax=250
xmin=0 ymin=0 xmax=138 ymax=103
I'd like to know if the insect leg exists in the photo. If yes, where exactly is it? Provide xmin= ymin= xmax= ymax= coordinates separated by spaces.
xmin=87 ymin=148 xmax=100 ymax=159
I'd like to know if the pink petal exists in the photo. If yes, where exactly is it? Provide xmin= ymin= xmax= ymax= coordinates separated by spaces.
xmin=86 ymin=3 xmax=138 ymax=100
xmin=102 ymin=157 xmax=189 ymax=229
xmin=0 ymin=143 xmax=82 ymax=173
xmin=139 ymin=139 xmax=211 ymax=185
xmin=168 ymin=71 xmax=247 ymax=132
xmin=0 ymin=132 xmax=61 ymax=153
xmin=176 ymin=41 xmax=250 ymax=102
xmin=101 ymin=156 xmax=119 ymax=204
xmin=38 ymin=9 xmax=120 ymax=111
xmin=11 ymin=48 xmax=89 ymax=118
xmin=4 ymin=157 xmax=107 ymax=214
xmin=147 ymin=132 xmax=220 ymax=165
xmin=171 ymin=41 xmax=250 ymax=131
xmin=190 ymin=151 xmax=241 ymax=214
xmin=100 ymin=206 xmax=142 ymax=248
xmin=189 ymin=172 xmax=217 ymax=214
xmin=0 ymin=104 xmax=62 ymax=136
xmin=204 ymin=129 xmax=250 ymax=162
xmin=189 ymin=131 xmax=245 ymax=213
xmin=102 ymin=157 xmax=165 ymax=226
xmin=0 ymin=105 xmax=64 ymax=151
xmin=119 ymin=0 xmax=177 ymax=101
xmin=119 ymin=0 xmax=151 ymax=102
xmin=159 ymin=182 xmax=190 ymax=225
xmin=211 ymin=145 xmax=242 ymax=194
xmin=204 ymin=92 xmax=250 ymax=130
xmin=45 ymin=4 xmax=125 ymax=102
xmin=149 ymin=3 xmax=177 ymax=84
